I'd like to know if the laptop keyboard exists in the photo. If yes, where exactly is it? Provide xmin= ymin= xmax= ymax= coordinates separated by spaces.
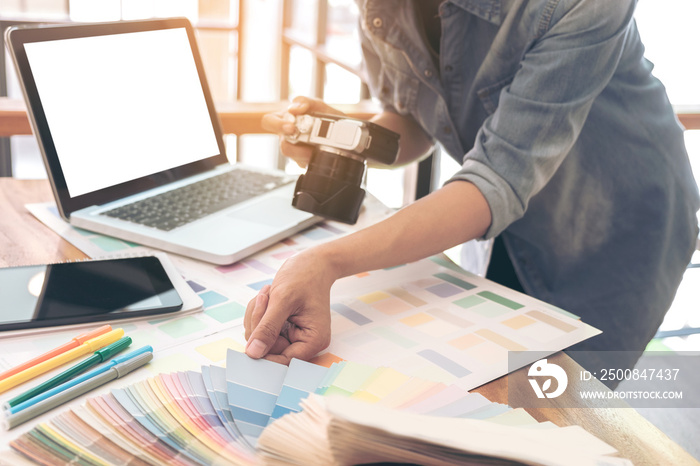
xmin=102 ymin=169 xmax=293 ymax=231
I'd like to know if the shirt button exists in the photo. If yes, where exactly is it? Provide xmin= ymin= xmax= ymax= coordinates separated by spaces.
xmin=372 ymin=17 xmax=383 ymax=28
xmin=445 ymin=65 xmax=453 ymax=72
xmin=424 ymin=69 xmax=433 ymax=78
xmin=443 ymin=126 xmax=452 ymax=134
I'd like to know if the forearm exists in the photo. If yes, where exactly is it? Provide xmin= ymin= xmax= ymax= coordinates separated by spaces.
xmin=370 ymin=111 xmax=434 ymax=166
xmin=316 ymin=180 xmax=492 ymax=279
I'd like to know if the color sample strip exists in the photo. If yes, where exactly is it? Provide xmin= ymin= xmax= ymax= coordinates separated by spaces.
xmin=434 ymin=272 xmax=476 ymax=291
xmin=271 ymin=251 xmax=296 ymax=261
xmin=159 ymin=373 xmax=251 ymax=463
xmin=38 ymin=424 xmax=106 ymax=465
xmin=527 ymin=310 xmax=577 ymax=332
xmin=315 ymin=362 xmax=346 ymax=395
xmin=372 ymin=297 xmax=413 ymax=315
xmin=475 ymin=329 xmax=527 ymax=351
xmin=351 ymin=367 xmax=410 ymax=403
xmin=149 ymin=376 xmax=227 ymax=460
xmin=370 ymin=327 xmax=419 ymax=348
xmin=426 ymin=282 xmax=463 ymax=298
xmin=318 ymin=223 xmax=345 ymax=235
xmin=309 ymin=352 xmax=345 ymax=368
xmin=449 ymin=333 xmax=485 ymax=350
xmin=216 ymin=263 xmax=247 ymax=274
xmin=226 ymin=350 xmax=288 ymax=431
xmin=358 ymin=291 xmax=391 ymax=304
xmin=477 ymin=291 xmax=524 ymax=310
xmin=109 ymin=389 xmax=198 ymax=463
xmin=147 ymin=353 xmax=199 ymax=374
xmin=181 ymin=371 xmax=243 ymax=448
xmin=196 ymin=338 xmax=244 ymax=362
xmin=199 ymin=291 xmax=228 ymax=309
xmin=410 ymin=318 xmax=461 ymax=338
xmin=201 ymin=366 xmax=250 ymax=447
xmin=400 ymin=313 xmax=434 ymax=327
xmin=205 ymin=302 xmax=246 ymax=324
xmin=158 ymin=317 xmax=207 ymax=339
xmin=453 ymin=295 xmax=486 ymax=309
xmin=417 ymin=350 xmax=472 ymax=378
xmin=377 ymin=378 xmax=443 ymax=410
xmin=331 ymin=303 xmax=372 ymax=325
xmin=243 ymin=259 xmax=276 ymax=275
xmin=171 ymin=373 xmax=254 ymax=463
xmin=51 ymin=411 xmax=140 ymax=466
xmin=84 ymin=396 xmax=172 ymax=464
xmin=324 ymin=361 xmax=375 ymax=397
xmin=469 ymin=302 xmax=513 ymax=318
xmin=187 ymin=280 xmax=206 ymax=293
xmin=247 ymin=279 xmax=273 ymax=291
xmin=501 ymin=315 xmax=536 ymax=330
xmin=426 ymin=308 xmax=474 ymax=328
xmin=125 ymin=381 xmax=209 ymax=463
xmin=272 ymin=358 xmax=329 ymax=419
xmin=386 ymin=287 xmax=427 ymax=307
xmin=301 ymin=228 xmax=333 ymax=240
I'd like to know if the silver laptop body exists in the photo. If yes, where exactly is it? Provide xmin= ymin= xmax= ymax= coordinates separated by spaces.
xmin=7 ymin=18 xmax=319 ymax=264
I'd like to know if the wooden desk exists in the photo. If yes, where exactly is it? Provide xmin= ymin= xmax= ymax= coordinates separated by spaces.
xmin=0 ymin=178 xmax=696 ymax=466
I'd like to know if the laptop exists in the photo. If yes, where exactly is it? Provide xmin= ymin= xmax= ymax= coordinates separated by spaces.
xmin=6 ymin=17 xmax=320 ymax=265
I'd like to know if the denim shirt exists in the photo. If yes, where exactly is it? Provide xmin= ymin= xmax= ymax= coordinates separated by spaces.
xmin=357 ymin=0 xmax=700 ymax=362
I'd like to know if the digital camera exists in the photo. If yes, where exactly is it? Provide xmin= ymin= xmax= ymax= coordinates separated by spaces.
xmin=285 ymin=112 xmax=400 ymax=224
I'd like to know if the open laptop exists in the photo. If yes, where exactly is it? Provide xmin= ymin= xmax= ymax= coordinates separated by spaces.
xmin=6 ymin=17 xmax=320 ymax=265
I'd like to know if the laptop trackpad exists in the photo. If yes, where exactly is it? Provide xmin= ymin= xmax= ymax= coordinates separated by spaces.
xmin=228 ymin=197 xmax=310 ymax=226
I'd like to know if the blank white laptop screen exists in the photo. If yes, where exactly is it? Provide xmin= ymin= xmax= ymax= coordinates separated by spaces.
xmin=24 ymin=27 xmax=220 ymax=198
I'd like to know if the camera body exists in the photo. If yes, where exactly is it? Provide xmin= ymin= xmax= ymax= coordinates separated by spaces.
xmin=285 ymin=112 xmax=400 ymax=224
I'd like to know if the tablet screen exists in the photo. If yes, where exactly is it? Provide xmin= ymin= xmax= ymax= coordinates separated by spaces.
xmin=0 ymin=256 xmax=183 ymax=331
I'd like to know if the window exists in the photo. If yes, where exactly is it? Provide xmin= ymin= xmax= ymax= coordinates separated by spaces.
xmin=635 ymin=1 xmax=700 ymax=227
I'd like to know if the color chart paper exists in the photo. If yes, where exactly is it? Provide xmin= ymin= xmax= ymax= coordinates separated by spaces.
xmin=320 ymin=256 xmax=600 ymax=390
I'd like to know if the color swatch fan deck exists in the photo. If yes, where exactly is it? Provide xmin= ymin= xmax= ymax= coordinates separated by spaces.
xmin=6 ymin=349 xmax=629 ymax=466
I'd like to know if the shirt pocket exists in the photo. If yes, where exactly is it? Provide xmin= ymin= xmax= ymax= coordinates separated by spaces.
xmin=477 ymin=74 xmax=515 ymax=115
xmin=378 ymin=63 xmax=420 ymax=115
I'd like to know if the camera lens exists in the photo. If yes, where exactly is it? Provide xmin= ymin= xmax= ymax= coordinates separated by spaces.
xmin=308 ymin=150 xmax=364 ymax=184
xmin=292 ymin=148 xmax=367 ymax=224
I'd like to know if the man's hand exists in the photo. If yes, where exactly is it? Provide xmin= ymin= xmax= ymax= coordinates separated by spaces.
xmin=243 ymin=249 xmax=336 ymax=365
xmin=261 ymin=96 xmax=346 ymax=168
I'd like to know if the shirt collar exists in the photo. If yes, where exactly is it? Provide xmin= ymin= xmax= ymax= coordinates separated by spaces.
xmin=447 ymin=0 xmax=502 ymax=25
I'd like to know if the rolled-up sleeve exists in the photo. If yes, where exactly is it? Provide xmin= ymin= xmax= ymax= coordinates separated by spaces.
xmin=447 ymin=0 xmax=636 ymax=239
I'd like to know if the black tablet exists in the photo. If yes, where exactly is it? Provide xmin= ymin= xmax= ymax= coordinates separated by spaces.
xmin=0 ymin=256 xmax=183 ymax=331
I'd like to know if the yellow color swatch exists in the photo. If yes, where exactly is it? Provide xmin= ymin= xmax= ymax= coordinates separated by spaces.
xmin=501 ymin=314 xmax=536 ymax=330
xmin=352 ymin=367 xmax=411 ymax=403
xmin=358 ymin=291 xmax=392 ymax=304
xmin=400 ymin=313 xmax=435 ymax=327
xmin=147 ymin=353 xmax=199 ymax=374
xmin=449 ymin=333 xmax=485 ymax=350
xmin=195 ymin=338 xmax=244 ymax=362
